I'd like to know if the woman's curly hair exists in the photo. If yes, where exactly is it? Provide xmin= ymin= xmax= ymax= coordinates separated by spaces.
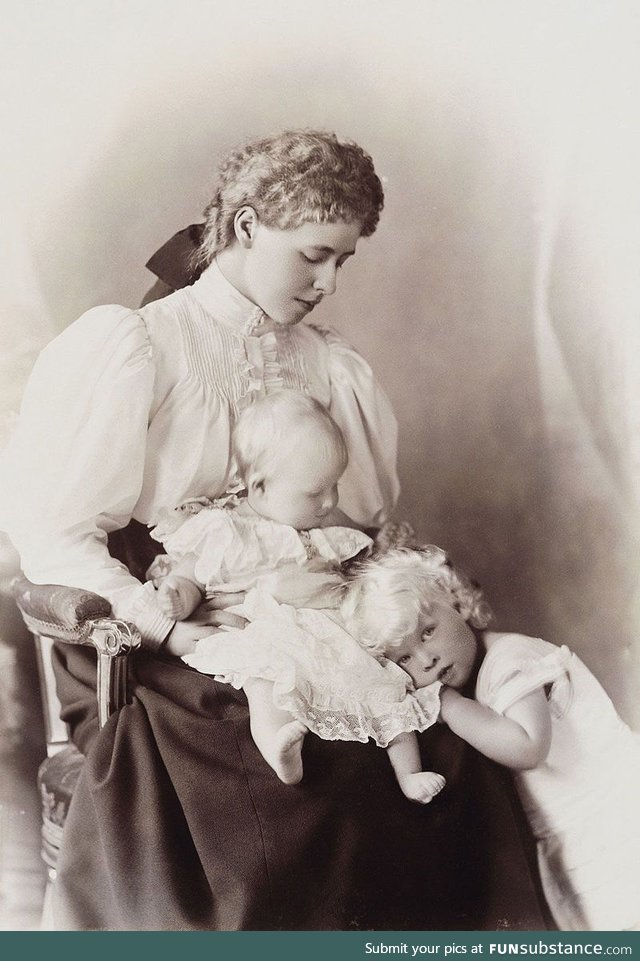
xmin=341 ymin=545 xmax=493 ymax=658
xmin=195 ymin=129 xmax=384 ymax=268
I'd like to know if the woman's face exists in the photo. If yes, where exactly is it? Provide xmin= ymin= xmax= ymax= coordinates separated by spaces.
xmin=240 ymin=218 xmax=363 ymax=326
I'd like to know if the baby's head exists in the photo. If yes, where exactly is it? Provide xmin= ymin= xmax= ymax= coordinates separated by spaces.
xmin=342 ymin=547 xmax=492 ymax=690
xmin=232 ymin=390 xmax=348 ymax=530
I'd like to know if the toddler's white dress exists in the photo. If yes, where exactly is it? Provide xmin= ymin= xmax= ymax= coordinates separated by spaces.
xmin=476 ymin=633 xmax=640 ymax=931
xmin=155 ymin=499 xmax=441 ymax=748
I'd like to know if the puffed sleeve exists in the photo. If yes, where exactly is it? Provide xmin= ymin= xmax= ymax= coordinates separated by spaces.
xmin=323 ymin=328 xmax=400 ymax=527
xmin=477 ymin=635 xmax=573 ymax=717
xmin=0 ymin=305 xmax=174 ymax=649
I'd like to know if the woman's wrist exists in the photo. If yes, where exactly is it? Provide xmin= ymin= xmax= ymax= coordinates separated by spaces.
xmin=129 ymin=581 xmax=177 ymax=651
xmin=159 ymin=620 xmax=178 ymax=652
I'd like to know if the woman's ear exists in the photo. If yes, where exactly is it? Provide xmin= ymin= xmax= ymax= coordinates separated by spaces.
xmin=234 ymin=206 xmax=259 ymax=248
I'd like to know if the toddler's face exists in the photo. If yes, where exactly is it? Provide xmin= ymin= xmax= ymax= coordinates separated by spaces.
xmin=386 ymin=597 xmax=477 ymax=690
xmin=251 ymin=444 xmax=344 ymax=530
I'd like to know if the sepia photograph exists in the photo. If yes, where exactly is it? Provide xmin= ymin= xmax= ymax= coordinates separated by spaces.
xmin=1 ymin=0 xmax=639 ymax=939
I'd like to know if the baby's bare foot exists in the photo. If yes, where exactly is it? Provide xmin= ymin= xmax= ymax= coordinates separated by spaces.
xmin=399 ymin=771 xmax=446 ymax=804
xmin=270 ymin=721 xmax=308 ymax=785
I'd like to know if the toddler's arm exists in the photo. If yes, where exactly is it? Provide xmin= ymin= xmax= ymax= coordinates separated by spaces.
xmin=157 ymin=553 xmax=204 ymax=620
xmin=439 ymin=687 xmax=552 ymax=771
xmin=386 ymin=731 xmax=445 ymax=804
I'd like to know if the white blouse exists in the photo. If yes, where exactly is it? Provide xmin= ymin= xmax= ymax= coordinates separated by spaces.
xmin=1 ymin=262 xmax=399 ymax=648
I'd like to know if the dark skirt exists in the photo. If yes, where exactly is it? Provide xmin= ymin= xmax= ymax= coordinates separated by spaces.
xmin=51 ymin=643 xmax=547 ymax=931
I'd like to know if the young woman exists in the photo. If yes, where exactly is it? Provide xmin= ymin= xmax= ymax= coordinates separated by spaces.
xmin=2 ymin=130 xmax=545 ymax=930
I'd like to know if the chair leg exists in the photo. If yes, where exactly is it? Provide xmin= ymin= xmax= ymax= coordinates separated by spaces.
xmin=96 ymin=650 xmax=130 ymax=728
xmin=87 ymin=618 xmax=141 ymax=726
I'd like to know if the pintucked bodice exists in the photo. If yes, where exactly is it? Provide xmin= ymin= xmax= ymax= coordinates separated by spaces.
xmin=2 ymin=260 xmax=399 ymax=646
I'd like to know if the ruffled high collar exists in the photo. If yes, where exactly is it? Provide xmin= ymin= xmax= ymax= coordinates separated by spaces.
xmin=189 ymin=260 xmax=274 ymax=336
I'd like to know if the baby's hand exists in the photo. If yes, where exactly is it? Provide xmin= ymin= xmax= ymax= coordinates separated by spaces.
xmin=398 ymin=771 xmax=446 ymax=804
xmin=157 ymin=575 xmax=203 ymax=620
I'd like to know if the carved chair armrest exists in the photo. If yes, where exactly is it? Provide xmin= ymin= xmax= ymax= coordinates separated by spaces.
xmin=12 ymin=576 xmax=141 ymax=728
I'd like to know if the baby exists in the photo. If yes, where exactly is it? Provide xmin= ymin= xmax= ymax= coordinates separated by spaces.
xmin=343 ymin=546 xmax=640 ymax=932
xmin=152 ymin=391 xmax=443 ymax=798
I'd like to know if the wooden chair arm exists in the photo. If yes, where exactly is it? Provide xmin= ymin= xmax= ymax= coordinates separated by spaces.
xmin=12 ymin=576 xmax=141 ymax=729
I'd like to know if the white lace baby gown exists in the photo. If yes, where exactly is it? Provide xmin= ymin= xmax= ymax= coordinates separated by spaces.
xmin=160 ymin=501 xmax=441 ymax=747
xmin=476 ymin=633 xmax=640 ymax=931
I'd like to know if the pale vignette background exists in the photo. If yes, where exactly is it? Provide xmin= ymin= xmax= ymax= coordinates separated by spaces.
xmin=0 ymin=0 xmax=639 ymax=927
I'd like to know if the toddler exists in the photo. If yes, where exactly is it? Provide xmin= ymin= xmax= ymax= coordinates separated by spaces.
xmin=152 ymin=391 xmax=443 ymax=798
xmin=343 ymin=546 xmax=640 ymax=932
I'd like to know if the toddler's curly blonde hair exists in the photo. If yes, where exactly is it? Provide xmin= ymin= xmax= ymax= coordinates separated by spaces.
xmin=341 ymin=546 xmax=493 ymax=658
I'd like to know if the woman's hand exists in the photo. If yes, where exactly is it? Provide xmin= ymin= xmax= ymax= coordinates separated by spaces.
xmin=163 ymin=593 xmax=248 ymax=656
xmin=318 ymin=506 xmax=362 ymax=530
xmin=256 ymin=570 xmax=345 ymax=609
